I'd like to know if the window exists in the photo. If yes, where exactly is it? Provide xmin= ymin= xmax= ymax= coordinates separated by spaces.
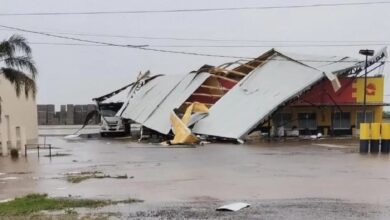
xmin=332 ymin=112 xmax=351 ymax=129
xmin=298 ymin=113 xmax=317 ymax=129
xmin=356 ymin=111 xmax=374 ymax=128
xmin=100 ymin=109 xmax=117 ymax=117
xmin=272 ymin=113 xmax=292 ymax=128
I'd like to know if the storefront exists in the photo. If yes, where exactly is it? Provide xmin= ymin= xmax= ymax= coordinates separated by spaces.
xmin=270 ymin=76 xmax=386 ymax=136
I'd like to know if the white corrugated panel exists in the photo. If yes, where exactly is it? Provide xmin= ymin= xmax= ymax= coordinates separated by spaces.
xmin=101 ymin=87 xmax=131 ymax=103
xmin=119 ymin=72 xmax=210 ymax=134
xmin=119 ymin=75 xmax=185 ymax=125
xmin=317 ymin=58 xmax=361 ymax=73
xmin=192 ymin=55 xmax=325 ymax=139
xmin=142 ymin=72 xmax=210 ymax=134
xmin=278 ymin=52 xmax=360 ymax=73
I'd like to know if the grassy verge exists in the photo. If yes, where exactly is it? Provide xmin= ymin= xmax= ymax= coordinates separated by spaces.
xmin=65 ymin=171 xmax=131 ymax=183
xmin=43 ymin=153 xmax=72 ymax=157
xmin=0 ymin=193 xmax=142 ymax=216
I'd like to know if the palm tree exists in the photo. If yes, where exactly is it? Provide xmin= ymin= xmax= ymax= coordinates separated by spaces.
xmin=0 ymin=35 xmax=37 ymax=121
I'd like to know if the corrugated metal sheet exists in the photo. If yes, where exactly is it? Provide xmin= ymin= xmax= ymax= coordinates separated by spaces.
xmin=192 ymin=53 xmax=360 ymax=139
xmin=119 ymin=72 xmax=210 ymax=134
xmin=279 ymin=52 xmax=360 ymax=73
xmin=100 ymin=86 xmax=131 ymax=103
xmin=117 ymin=49 xmax=385 ymax=140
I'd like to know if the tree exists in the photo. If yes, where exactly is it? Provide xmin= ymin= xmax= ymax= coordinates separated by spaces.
xmin=0 ymin=35 xmax=37 ymax=121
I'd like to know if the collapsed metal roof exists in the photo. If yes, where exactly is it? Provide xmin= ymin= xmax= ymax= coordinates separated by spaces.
xmin=192 ymin=49 xmax=387 ymax=139
xmin=112 ymin=48 xmax=386 ymax=140
xmin=118 ymin=72 xmax=210 ymax=134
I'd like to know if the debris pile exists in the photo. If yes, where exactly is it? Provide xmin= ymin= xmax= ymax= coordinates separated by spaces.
xmin=95 ymin=48 xmax=387 ymax=143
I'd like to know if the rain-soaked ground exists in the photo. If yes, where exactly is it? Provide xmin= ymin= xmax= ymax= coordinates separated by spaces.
xmin=1 ymin=127 xmax=390 ymax=219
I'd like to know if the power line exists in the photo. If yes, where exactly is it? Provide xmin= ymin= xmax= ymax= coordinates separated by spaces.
xmin=141 ymin=44 xmax=389 ymax=48
xmin=0 ymin=1 xmax=389 ymax=16
xmin=0 ymin=24 xmax=251 ymax=59
xmin=30 ymin=42 xmax=106 ymax=47
xmin=28 ymin=42 xmax=389 ymax=48
xmin=0 ymin=24 xmax=387 ymax=63
xmin=2 ymin=28 xmax=390 ymax=44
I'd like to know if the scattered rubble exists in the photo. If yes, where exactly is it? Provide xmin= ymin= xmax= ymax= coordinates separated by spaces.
xmin=65 ymin=171 xmax=132 ymax=183
xmin=101 ymin=48 xmax=387 ymax=143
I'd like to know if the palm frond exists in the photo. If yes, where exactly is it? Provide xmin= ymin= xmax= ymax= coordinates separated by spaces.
xmin=0 ymin=35 xmax=37 ymax=100
xmin=0 ymin=67 xmax=36 ymax=98
xmin=0 ymin=40 xmax=15 ymax=59
xmin=0 ymin=35 xmax=31 ymax=58
xmin=8 ymin=35 xmax=31 ymax=55
xmin=3 ymin=56 xmax=37 ymax=79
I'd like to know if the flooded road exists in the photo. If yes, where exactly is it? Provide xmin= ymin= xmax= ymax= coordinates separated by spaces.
xmin=1 ymin=130 xmax=390 ymax=218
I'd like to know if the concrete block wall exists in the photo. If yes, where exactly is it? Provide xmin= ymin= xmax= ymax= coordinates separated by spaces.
xmin=74 ymin=105 xmax=84 ymax=124
xmin=37 ymin=105 xmax=47 ymax=125
xmin=47 ymin=105 xmax=55 ymax=125
xmin=37 ymin=104 xmax=100 ymax=125
xmin=60 ymin=105 xmax=66 ymax=124
xmin=87 ymin=104 xmax=100 ymax=124
xmin=66 ymin=104 xmax=74 ymax=125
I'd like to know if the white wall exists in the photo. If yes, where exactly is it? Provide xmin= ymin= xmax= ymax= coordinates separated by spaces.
xmin=0 ymin=74 xmax=38 ymax=156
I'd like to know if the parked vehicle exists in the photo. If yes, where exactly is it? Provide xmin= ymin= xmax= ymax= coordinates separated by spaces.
xmin=98 ymin=102 xmax=129 ymax=137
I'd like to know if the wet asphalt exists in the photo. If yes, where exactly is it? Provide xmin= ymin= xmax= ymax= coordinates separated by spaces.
xmin=1 ymin=131 xmax=390 ymax=219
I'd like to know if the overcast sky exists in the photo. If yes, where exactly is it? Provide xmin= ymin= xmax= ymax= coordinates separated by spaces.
xmin=1 ymin=0 xmax=390 ymax=107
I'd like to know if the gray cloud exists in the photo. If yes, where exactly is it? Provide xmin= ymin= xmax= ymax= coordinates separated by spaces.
xmin=0 ymin=0 xmax=389 ymax=106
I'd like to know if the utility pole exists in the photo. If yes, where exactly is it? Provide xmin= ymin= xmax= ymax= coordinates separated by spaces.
xmin=359 ymin=49 xmax=374 ymax=123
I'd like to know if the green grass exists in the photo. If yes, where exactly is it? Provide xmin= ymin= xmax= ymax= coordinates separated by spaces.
xmin=65 ymin=171 xmax=130 ymax=183
xmin=43 ymin=153 xmax=72 ymax=157
xmin=114 ymin=174 xmax=128 ymax=179
xmin=0 ymin=194 xmax=109 ymax=216
xmin=65 ymin=171 xmax=103 ymax=183
xmin=66 ymin=175 xmax=95 ymax=183
xmin=114 ymin=198 xmax=143 ymax=204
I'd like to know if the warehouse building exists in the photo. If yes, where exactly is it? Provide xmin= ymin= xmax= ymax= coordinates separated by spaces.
xmin=116 ymin=48 xmax=387 ymax=141
xmin=0 ymin=74 xmax=38 ymax=156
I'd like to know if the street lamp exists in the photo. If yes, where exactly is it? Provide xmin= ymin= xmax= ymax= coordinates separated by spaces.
xmin=359 ymin=49 xmax=375 ymax=123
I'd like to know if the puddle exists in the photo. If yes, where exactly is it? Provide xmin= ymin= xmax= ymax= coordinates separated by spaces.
xmin=0 ymin=177 xmax=20 ymax=181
